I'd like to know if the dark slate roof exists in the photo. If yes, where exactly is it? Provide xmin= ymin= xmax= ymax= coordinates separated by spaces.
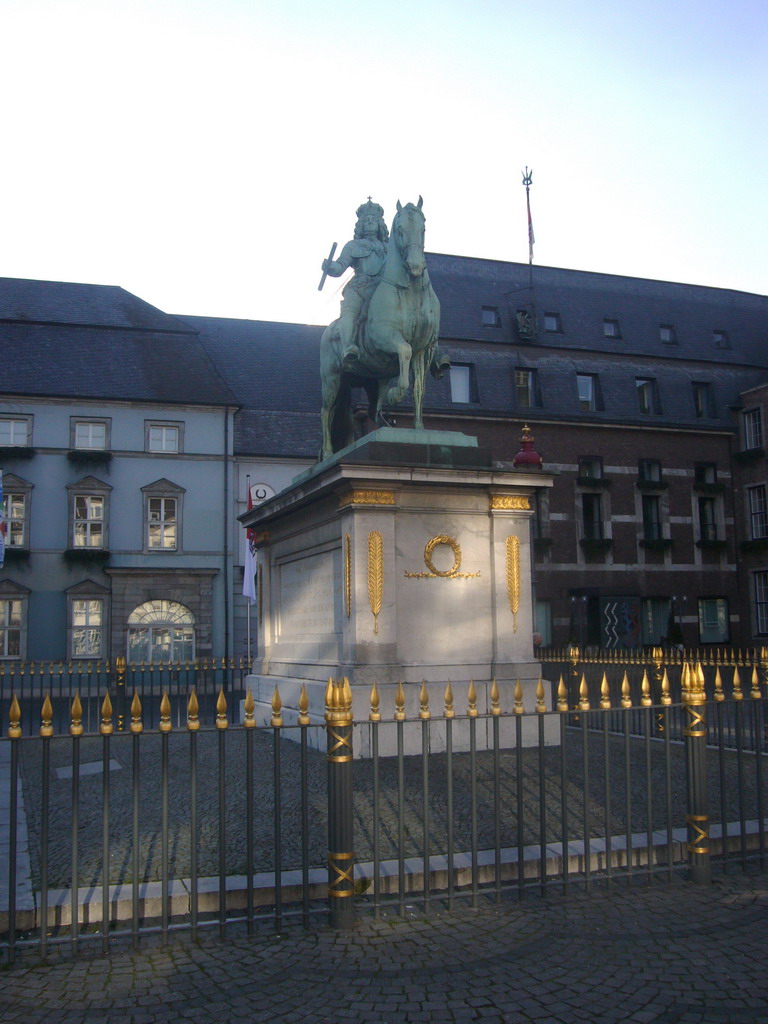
xmin=427 ymin=253 xmax=768 ymax=367
xmin=0 ymin=278 xmax=236 ymax=406
xmin=183 ymin=316 xmax=323 ymax=411
xmin=0 ymin=277 xmax=188 ymax=332
xmin=235 ymin=409 xmax=320 ymax=458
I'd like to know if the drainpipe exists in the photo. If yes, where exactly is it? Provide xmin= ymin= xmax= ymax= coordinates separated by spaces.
xmin=223 ymin=408 xmax=231 ymax=663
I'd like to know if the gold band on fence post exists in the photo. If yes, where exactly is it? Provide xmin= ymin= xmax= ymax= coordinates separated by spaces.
xmin=325 ymin=677 xmax=355 ymax=928
xmin=681 ymin=661 xmax=712 ymax=884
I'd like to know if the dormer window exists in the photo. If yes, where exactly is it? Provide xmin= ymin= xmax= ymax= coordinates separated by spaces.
xmin=481 ymin=305 xmax=501 ymax=327
xmin=659 ymin=324 xmax=677 ymax=344
xmin=713 ymin=330 xmax=730 ymax=349
xmin=603 ymin=319 xmax=621 ymax=339
xmin=544 ymin=313 xmax=562 ymax=333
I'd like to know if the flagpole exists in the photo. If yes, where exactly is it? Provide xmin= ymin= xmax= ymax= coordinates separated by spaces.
xmin=245 ymin=474 xmax=252 ymax=663
xmin=522 ymin=165 xmax=534 ymax=274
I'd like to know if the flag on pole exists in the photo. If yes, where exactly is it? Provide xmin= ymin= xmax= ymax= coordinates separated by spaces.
xmin=242 ymin=485 xmax=256 ymax=605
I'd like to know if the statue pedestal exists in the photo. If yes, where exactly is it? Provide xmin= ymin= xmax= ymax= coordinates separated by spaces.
xmin=241 ymin=429 xmax=556 ymax=755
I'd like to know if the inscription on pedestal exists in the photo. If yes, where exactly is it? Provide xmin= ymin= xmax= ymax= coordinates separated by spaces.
xmin=278 ymin=551 xmax=336 ymax=636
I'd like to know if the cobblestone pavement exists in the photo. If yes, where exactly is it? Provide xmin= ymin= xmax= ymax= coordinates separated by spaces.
xmin=2 ymin=871 xmax=767 ymax=1023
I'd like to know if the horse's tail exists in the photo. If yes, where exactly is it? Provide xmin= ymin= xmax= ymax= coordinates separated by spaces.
xmin=330 ymin=377 xmax=354 ymax=454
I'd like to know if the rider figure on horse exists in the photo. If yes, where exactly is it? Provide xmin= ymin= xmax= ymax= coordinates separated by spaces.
xmin=321 ymin=199 xmax=389 ymax=366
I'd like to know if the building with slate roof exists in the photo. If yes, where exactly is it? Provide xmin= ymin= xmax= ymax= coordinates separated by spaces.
xmin=2 ymin=256 xmax=768 ymax=664
xmin=0 ymin=278 xmax=239 ymax=665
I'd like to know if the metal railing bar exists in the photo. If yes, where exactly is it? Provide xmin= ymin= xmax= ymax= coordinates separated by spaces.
xmin=396 ymin=718 xmax=405 ymax=917
xmin=469 ymin=713 xmax=478 ymax=908
xmin=492 ymin=713 xmax=501 ymax=904
xmin=516 ymin=713 xmax=524 ymax=899
xmin=581 ymin=713 xmax=591 ymax=892
xmin=70 ymin=731 xmax=80 ymax=955
xmin=300 ymin=720 xmax=310 ymax=929
xmin=190 ymin=729 xmax=198 ymax=942
xmin=602 ymin=710 xmax=612 ymax=888
xmin=644 ymin=706 xmax=653 ymax=883
xmin=371 ymin=719 xmax=381 ymax=917
xmin=445 ymin=715 xmax=454 ymax=912
xmin=160 ymin=728 xmax=169 ymax=943
xmin=273 ymin=723 xmax=282 ymax=934
xmin=217 ymin=726 xmax=227 ymax=941
xmin=421 ymin=715 xmax=430 ymax=912
xmin=101 ymin=729 xmax=110 ymax=955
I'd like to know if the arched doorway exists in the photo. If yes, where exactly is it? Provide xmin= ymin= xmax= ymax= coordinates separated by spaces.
xmin=127 ymin=600 xmax=195 ymax=663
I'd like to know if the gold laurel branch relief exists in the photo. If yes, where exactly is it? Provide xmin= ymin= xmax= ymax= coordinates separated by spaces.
xmin=367 ymin=531 xmax=383 ymax=635
xmin=506 ymin=535 xmax=521 ymax=632
xmin=344 ymin=533 xmax=352 ymax=618
xmin=490 ymin=495 xmax=531 ymax=511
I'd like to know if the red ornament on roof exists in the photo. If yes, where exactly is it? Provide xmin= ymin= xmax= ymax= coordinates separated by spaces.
xmin=512 ymin=424 xmax=543 ymax=469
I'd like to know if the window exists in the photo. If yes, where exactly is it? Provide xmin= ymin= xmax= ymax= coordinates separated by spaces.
xmin=578 ymin=456 xmax=603 ymax=480
xmin=0 ymin=599 xmax=22 ymax=657
xmin=534 ymin=599 xmax=552 ymax=646
xmin=0 ymin=417 xmax=31 ymax=447
xmin=515 ymin=368 xmax=540 ymax=408
xmin=74 ymin=496 xmax=105 ymax=547
xmin=698 ymin=598 xmax=729 ymax=643
xmin=581 ymin=493 xmax=603 ymax=540
xmin=755 ymin=573 xmax=768 ymax=634
xmin=748 ymin=485 xmax=768 ymax=539
xmin=743 ymin=408 xmax=763 ymax=450
xmin=544 ymin=313 xmax=562 ymax=333
xmin=642 ymin=495 xmax=663 ymax=541
xmin=692 ymin=382 xmax=715 ymax=419
xmin=638 ymin=459 xmax=662 ymax=483
xmin=146 ymin=421 xmax=183 ymax=453
xmin=127 ymin=600 xmax=195 ymax=663
xmin=0 ymin=583 xmax=28 ymax=658
xmin=71 ymin=599 xmax=104 ymax=658
xmin=148 ymin=498 xmax=177 ymax=549
xmin=576 ymin=374 xmax=600 ymax=412
xmin=695 ymin=463 xmax=717 ymax=485
xmin=142 ymin=479 xmax=185 ymax=552
xmin=659 ymin=325 xmax=676 ymax=344
xmin=1 ymin=475 xmax=32 ymax=547
xmin=713 ymin=330 xmax=730 ymax=349
xmin=603 ymin=319 xmax=621 ymax=338
xmin=698 ymin=497 xmax=718 ymax=542
xmin=67 ymin=477 xmax=111 ymax=552
xmin=636 ymin=377 xmax=660 ymax=414
xmin=72 ymin=418 xmax=110 ymax=450
xmin=450 ymin=364 xmax=475 ymax=403
xmin=481 ymin=306 xmax=501 ymax=327
xmin=641 ymin=598 xmax=672 ymax=645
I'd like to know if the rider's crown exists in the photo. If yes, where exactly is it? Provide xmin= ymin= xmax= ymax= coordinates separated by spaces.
xmin=356 ymin=199 xmax=385 ymax=221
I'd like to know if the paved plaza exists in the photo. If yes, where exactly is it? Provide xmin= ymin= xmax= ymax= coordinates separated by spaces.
xmin=1 ymin=870 xmax=767 ymax=1023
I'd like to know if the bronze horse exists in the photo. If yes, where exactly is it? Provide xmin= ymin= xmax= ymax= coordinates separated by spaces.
xmin=319 ymin=198 xmax=443 ymax=459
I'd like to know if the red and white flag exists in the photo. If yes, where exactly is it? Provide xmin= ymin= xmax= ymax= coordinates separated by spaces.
xmin=242 ymin=486 xmax=256 ymax=605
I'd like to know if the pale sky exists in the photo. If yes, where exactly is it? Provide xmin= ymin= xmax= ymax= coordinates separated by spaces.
xmin=2 ymin=0 xmax=766 ymax=326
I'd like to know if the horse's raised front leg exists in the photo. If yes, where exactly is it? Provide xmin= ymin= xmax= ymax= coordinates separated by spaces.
xmin=385 ymin=336 xmax=412 ymax=406
xmin=411 ymin=349 xmax=426 ymax=430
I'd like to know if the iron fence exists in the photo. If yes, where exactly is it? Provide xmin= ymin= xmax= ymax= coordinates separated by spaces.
xmin=0 ymin=656 xmax=253 ymax=732
xmin=1 ymin=666 xmax=766 ymax=964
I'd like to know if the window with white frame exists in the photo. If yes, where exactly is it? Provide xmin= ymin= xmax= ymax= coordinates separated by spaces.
xmin=0 ymin=600 xmax=22 ymax=657
xmin=74 ymin=495 xmax=105 ymax=547
xmin=576 ymin=374 xmax=600 ymax=412
xmin=148 ymin=498 xmax=177 ymax=549
xmin=743 ymin=408 xmax=764 ymax=450
xmin=0 ymin=584 xmax=27 ymax=658
xmin=515 ymin=368 xmax=540 ymax=408
xmin=72 ymin=419 xmax=109 ymax=450
xmin=142 ymin=479 xmax=185 ymax=552
xmin=71 ymin=598 xmax=104 ymax=658
xmin=0 ymin=417 xmax=31 ymax=447
xmin=146 ymin=422 xmax=183 ymax=453
xmin=698 ymin=598 xmax=729 ymax=643
xmin=67 ymin=477 xmax=111 ymax=550
xmin=2 ymin=475 xmax=31 ymax=547
xmin=450 ymin=364 xmax=475 ymax=403
xmin=755 ymin=572 xmax=768 ymax=635
xmin=748 ymin=485 xmax=768 ymax=539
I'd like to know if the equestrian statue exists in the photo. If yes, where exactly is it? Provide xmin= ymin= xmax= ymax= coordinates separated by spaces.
xmin=318 ymin=197 xmax=448 ymax=460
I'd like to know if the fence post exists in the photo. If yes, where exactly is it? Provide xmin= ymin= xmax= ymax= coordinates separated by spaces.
xmin=114 ymin=656 xmax=127 ymax=733
xmin=682 ymin=662 xmax=711 ymax=884
xmin=325 ymin=676 xmax=355 ymax=929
